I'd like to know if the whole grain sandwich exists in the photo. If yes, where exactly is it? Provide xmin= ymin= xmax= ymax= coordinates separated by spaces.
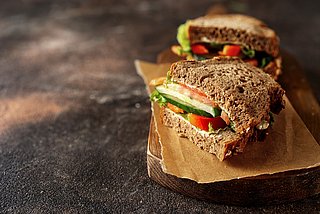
xmin=150 ymin=57 xmax=285 ymax=161
xmin=171 ymin=14 xmax=281 ymax=79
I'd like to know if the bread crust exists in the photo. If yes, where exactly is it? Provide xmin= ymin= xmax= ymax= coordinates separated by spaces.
xmin=169 ymin=57 xmax=285 ymax=134
xmin=157 ymin=57 xmax=285 ymax=160
xmin=160 ymin=107 xmax=265 ymax=161
xmin=188 ymin=14 xmax=280 ymax=58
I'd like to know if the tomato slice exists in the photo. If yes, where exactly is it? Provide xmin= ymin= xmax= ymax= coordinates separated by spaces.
xmin=244 ymin=59 xmax=258 ymax=67
xmin=191 ymin=44 xmax=209 ymax=55
xmin=188 ymin=113 xmax=227 ymax=131
xmin=167 ymin=103 xmax=185 ymax=114
xmin=178 ymin=83 xmax=217 ymax=107
xmin=219 ymin=45 xmax=241 ymax=56
xmin=179 ymin=83 xmax=207 ymax=97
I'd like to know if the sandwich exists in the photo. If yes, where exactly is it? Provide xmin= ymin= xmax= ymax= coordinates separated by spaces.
xmin=150 ymin=57 xmax=285 ymax=161
xmin=171 ymin=14 xmax=281 ymax=79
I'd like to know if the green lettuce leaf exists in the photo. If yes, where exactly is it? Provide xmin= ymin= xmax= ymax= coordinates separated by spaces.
xmin=241 ymin=47 xmax=255 ymax=58
xmin=261 ymin=56 xmax=272 ymax=68
xmin=229 ymin=121 xmax=236 ymax=132
xmin=150 ymin=90 xmax=167 ymax=107
xmin=269 ymin=112 xmax=275 ymax=127
xmin=177 ymin=22 xmax=191 ymax=52
xmin=192 ymin=54 xmax=207 ymax=61
xmin=209 ymin=42 xmax=224 ymax=49
xmin=166 ymin=70 xmax=172 ymax=84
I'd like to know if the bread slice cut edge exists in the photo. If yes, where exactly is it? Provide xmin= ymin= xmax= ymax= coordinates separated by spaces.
xmin=160 ymin=106 xmax=267 ymax=161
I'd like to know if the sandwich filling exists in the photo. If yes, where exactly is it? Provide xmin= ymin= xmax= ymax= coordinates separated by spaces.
xmin=151 ymin=77 xmax=232 ymax=132
xmin=151 ymin=75 xmax=273 ymax=133
xmin=171 ymin=22 xmax=274 ymax=69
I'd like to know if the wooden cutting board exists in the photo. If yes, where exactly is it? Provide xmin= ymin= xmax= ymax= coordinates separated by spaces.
xmin=145 ymin=48 xmax=320 ymax=206
xmin=145 ymin=6 xmax=320 ymax=205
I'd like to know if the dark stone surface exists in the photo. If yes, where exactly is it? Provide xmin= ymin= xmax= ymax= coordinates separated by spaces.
xmin=0 ymin=0 xmax=319 ymax=213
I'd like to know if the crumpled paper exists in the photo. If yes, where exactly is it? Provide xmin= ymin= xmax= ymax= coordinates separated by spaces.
xmin=135 ymin=60 xmax=320 ymax=183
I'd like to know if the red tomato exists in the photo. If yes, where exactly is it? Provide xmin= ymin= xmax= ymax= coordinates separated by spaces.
xmin=188 ymin=113 xmax=227 ymax=131
xmin=178 ymin=84 xmax=217 ymax=107
xmin=179 ymin=83 xmax=207 ymax=97
xmin=244 ymin=59 xmax=258 ymax=67
xmin=191 ymin=44 xmax=209 ymax=55
xmin=219 ymin=45 xmax=241 ymax=56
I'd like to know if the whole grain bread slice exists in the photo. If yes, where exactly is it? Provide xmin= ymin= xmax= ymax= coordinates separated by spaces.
xmin=188 ymin=14 xmax=280 ymax=58
xmin=169 ymin=57 xmax=285 ymax=135
xmin=161 ymin=107 xmax=266 ymax=161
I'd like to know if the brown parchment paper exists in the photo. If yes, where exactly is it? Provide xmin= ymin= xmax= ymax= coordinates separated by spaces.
xmin=135 ymin=60 xmax=320 ymax=183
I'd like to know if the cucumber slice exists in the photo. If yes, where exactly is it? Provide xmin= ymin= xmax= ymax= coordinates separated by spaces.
xmin=156 ymin=85 xmax=221 ymax=117
xmin=161 ymin=93 xmax=213 ymax=117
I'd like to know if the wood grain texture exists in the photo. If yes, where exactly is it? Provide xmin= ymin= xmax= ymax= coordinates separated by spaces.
xmin=147 ymin=45 xmax=320 ymax=205
xmin=148 ymin=115 xmax=320 ymax=205
xmin=0 ymin=0 xmax=319 ymax=212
